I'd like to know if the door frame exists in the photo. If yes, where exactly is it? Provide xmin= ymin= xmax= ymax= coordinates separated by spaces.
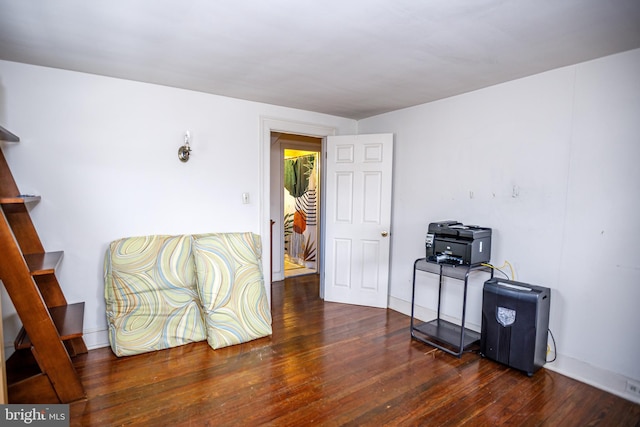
xmin=260 ymin=117 xmax=336 ymax=304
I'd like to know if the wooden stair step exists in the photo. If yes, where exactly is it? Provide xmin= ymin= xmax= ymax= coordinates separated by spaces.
xmin=9 ymin=373 xmax=60 ymax=404
xmin=2 ymin=130 xmax=87 ymax=403
xmin=0 ymin=124 xmax=20 ymax=142
xmin=24 ymin=251 xmax=63 ymax=275
xmin=0 ymin=195 xmax=41 ymax=204
xmin=5 ymin=348 xmax=42 ymax=385
xmin=5 ymin=349 xmax=64 ymax=404
xmin=15 ymin=302 xmax=85 ymax=350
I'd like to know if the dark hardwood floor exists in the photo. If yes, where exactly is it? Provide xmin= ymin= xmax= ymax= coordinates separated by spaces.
xmin=70 ymin=274 xmax=640 ymax=426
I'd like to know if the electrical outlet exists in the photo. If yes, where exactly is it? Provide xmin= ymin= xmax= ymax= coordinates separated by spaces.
xmin=625 ymin=379 xmax=640 ymax=397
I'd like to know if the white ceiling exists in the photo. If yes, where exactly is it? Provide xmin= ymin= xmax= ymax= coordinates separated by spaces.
xmin=1 ymin=0 xmax=639 ymax=120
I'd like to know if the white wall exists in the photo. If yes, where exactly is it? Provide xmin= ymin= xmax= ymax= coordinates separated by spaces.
xmin=2 ymin=50 xmax=638 ymax=402
xmin=359 ymin=49 xmax=640 ymax=402
xmin=0 ymin=60 xmax=356 ymax=349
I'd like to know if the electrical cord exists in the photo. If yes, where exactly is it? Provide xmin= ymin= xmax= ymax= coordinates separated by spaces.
xmin=481 ymin=263 xmax=510 ymax=280
xmin=503 ymin=260 xmax=515 ymax=280
xmin=547 ymin=328 xmax=557 ymax=363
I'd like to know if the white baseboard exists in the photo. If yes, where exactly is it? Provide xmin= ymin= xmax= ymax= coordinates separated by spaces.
xmin=3 ymin=328 xmax=111 ymax=359
xmin=388 ymin=294 xmax=482 ymax=333
xmin=6 ymin=301 xmax=639 ymax=406
xmin=83 ymin=328 xmax=110 ymax=350
xmin=544 ymin=353 xmax=640 ymax=404
xmin=389 ymin=295 xmax=640 ymax=405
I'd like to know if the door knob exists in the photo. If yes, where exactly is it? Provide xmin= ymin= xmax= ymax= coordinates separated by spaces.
xmin=381 ymin=231 xmax=389 ymax=237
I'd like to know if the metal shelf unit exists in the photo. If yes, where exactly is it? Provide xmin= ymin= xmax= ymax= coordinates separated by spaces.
xmin=410 ymin=258 xmax=493 ymax=357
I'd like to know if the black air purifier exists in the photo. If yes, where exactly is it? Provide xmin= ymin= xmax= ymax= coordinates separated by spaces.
xmin=481 ymin=278 xmax=550 ymax=376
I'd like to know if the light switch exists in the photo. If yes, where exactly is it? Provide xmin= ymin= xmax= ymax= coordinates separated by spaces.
xmin=242 ymin=192 xmax=250 ymax=204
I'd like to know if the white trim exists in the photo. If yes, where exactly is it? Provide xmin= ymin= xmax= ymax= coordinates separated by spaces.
xmin=260 ymin=117 xmax=336 ymax=299
xmin=11 ymin=298 xmax=638 ymax=405
xmin=3 ymin=327 xmax=111 ymax=358
xmin=389 ymin=295 xmax=481 ymax=333
xmin=544 ymin=354 xmax=640 ymax=405
xmin=83 ymin=328 xmax=110 ymax=351
xmin=389 ymin=295 xmax=640 ymax=405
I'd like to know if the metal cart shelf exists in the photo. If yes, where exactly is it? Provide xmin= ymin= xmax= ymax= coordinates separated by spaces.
xmin=410 ymin=258 xmax=493 ymax=357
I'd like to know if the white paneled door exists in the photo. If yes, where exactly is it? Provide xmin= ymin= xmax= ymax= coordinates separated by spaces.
xmin=324 ymin=134 xmax=394 ymax=308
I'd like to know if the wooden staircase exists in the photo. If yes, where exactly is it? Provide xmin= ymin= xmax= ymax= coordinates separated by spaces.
xmin=0 ymin=125 xmax=86 ymax=403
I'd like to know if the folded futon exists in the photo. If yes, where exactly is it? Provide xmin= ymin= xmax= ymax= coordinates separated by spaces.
xmin=104 ymin=232 xmax=272 ymax=356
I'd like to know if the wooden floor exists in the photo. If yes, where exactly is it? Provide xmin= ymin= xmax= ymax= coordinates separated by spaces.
xmin=70 ymin=275 xmax=640 ymax=426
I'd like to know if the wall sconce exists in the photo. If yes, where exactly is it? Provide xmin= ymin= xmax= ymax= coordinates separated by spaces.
xmin=178 ymin=131 xmax=192 ymax=162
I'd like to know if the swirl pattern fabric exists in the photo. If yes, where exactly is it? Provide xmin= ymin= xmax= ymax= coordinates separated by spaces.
xmin=193 ymin=233 xmax=272 ymax=349
xmin=104 ymin=235 xmax=207 ymax=356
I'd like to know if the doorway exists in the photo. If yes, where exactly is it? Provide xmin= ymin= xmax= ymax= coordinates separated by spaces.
xmin=283 ymin=147 xmax=320 ymax=278
xmin=270 ymin=132 xmax=322 ymax=281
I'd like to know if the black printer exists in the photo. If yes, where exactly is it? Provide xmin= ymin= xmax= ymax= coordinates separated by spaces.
xmin=425 ymin=220 xmax=492 ymax=265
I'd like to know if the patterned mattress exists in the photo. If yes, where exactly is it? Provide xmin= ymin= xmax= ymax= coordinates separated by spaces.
xmin=193 ymin=233 xmax=272 ymax=349
xmin=104 ymin=232 xmax=271 ymax=356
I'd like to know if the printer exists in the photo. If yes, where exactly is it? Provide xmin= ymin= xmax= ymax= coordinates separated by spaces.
xmin=425 ymin=220 xmax=492 ymax=265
